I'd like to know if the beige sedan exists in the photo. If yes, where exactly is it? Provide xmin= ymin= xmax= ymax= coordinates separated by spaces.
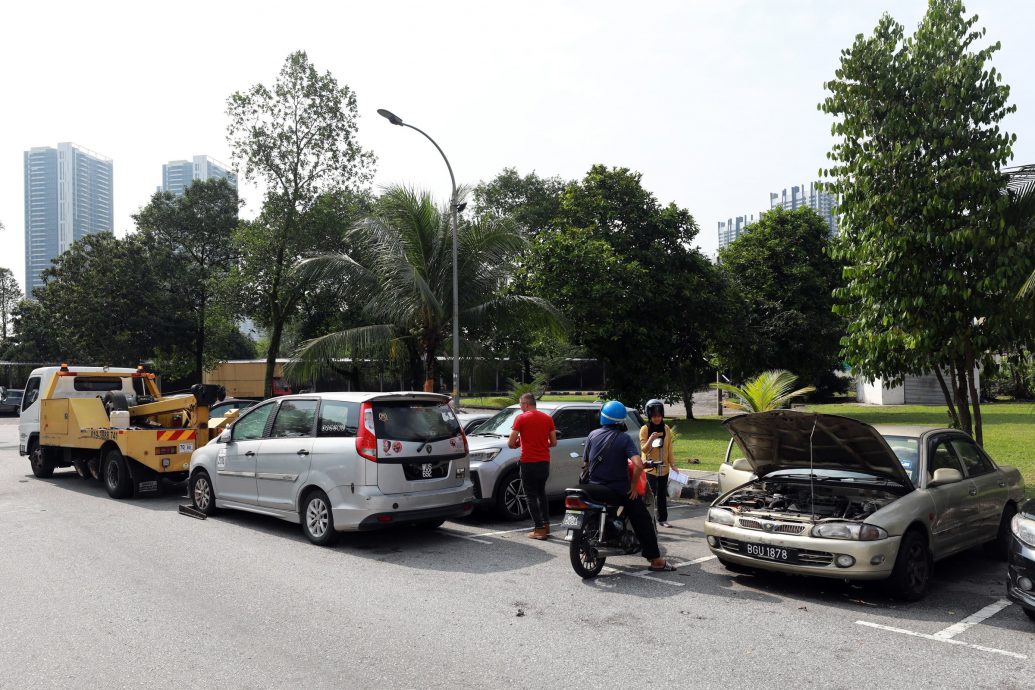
xmin=704 ymin=411 xmax=1024 ymax=600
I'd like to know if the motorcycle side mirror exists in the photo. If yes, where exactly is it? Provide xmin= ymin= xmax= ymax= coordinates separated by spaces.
xmin=651 ymin=438 xmax=663 ymax=448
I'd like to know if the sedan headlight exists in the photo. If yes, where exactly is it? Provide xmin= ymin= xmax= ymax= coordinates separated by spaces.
xmin=1011 ymin=513 xmax=1035 ymax=548
xmin=467 ymin=448 xmax=501 ymax=463
xmin=707 ymin=508 xmax=736 ymax=526
xmin=811 ymin=522 xmax=888 ymax=541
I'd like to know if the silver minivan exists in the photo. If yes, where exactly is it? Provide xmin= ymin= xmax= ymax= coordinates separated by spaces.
xmin=188 ymin=391 xmax=474 ymax=545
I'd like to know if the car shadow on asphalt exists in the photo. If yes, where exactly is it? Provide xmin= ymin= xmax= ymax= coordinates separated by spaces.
xmin=708 ymin=547 xmax=1025 ymax=630
xmin=186 ymin=503 xmax=557 ymax=575
xmin=28 ymin=469 xmax=188 ymax=512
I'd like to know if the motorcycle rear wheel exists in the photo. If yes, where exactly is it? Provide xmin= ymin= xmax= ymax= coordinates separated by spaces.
xmin=569 ymin=525 xmax=606 ymax=579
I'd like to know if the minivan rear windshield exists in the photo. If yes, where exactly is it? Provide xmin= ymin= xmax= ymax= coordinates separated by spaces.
xmin=374 ymin=401 xmax=461 ymax=443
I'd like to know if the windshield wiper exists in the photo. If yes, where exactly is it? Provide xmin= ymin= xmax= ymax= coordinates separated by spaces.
xmin=471 ymin=431 xmax=504 ymax=438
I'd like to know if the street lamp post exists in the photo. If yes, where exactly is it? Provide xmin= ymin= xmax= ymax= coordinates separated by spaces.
xmin=377 ymin=108 xmax=461 ymax=406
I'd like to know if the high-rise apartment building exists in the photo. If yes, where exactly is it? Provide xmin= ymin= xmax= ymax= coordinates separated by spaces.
xmin=717 ymin=214 xmax=759 ymax=251
xmin=23 ymin=143 xmax=113 ymax=296
xmin=160 ymin=155 xmax=237 ymax=196
xmin=769 ymin=182 xmax=838 ymax=235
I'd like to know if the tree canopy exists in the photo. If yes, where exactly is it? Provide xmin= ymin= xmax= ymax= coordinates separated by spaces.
xmin=717 ymin=206 xmax=846 ymax=398
xmin=821 ymin=0 xmax=1027 ymax=442
xmin=226 ymin=50 xmax=375 ymax=396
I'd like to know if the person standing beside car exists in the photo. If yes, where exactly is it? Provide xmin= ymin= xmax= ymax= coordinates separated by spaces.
xmin=640 ymin=399 xmax=677 ymax=528
xmin=508 ymin=393 xmax=557 ymax=540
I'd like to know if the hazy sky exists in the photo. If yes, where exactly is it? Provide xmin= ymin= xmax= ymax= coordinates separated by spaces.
xmin=1 ymin=0 xmax=1033 ymax=290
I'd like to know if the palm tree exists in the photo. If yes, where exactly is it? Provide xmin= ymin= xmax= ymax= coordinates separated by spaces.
xmin=288 ymin=185 xmax=562 ymax=391
xmin=1010 ymin=179 xmax=1035 ymax=297
xmin=709 ymin=369 xmax=816 ymax=413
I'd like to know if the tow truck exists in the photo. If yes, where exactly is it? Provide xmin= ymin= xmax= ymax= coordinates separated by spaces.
xmin=18 ymin=364 xmax=235 ymax=499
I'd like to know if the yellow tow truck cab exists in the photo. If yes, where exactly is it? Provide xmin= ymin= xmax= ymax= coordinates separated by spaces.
xmin=19 ymin=364 xmax=236 ymax=498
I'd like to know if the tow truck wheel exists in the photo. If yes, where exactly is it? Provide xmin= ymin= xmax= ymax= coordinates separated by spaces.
xmin=102 ymin=448 xmax=133 ymax=499
xmin=28 ymin=441 xmax=55 ymax=479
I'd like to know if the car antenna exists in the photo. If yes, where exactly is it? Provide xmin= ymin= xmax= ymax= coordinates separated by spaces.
xmin=809 ymin=414 xmax=818 ymax=524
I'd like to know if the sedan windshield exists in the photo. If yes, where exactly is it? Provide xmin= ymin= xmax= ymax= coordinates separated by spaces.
xmin=881 ymin=435 xmax=920 ymax=485
xmin=471 ymin=407 xmax=521 ymax=437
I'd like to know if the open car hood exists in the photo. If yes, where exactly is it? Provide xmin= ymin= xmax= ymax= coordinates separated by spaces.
xmin=723 ymin=410 xmax=913 ymax=487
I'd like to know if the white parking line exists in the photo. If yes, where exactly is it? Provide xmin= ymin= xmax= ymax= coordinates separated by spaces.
xmin=932 ymin=598 xmax=1013 ymax=640
xmin=601 ymin=565 xmax=685 ymax=587
xmin=681 ymin=555 xmax=716 ymax=566
xmin=437 ymin=529 xmax=492 ymax=544
xmin=470 ymin=522 xmax=562 ymax=538
xmin=855 ymin=619 xmax=1026 ymax=660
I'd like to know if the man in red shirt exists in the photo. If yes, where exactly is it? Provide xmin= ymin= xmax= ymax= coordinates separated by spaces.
xmin=508 ymin=393 xmax=557 ymax=539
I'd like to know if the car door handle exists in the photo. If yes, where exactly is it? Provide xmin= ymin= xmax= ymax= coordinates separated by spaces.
xmin=245 ymin=450 xmax=256 ymax=457
xmin=297 ymin=449 xmax=310 ymax=456
xmin=998 ymin=481 xmax=1006 ymax=487
xmin=968 ymin=488 xmax=977 ymax=496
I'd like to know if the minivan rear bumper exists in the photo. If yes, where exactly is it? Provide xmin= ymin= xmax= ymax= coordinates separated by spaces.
xmin=356 ymin=502 xmax=474 ymax=530
xmin=329 ymin=483 xmax=475 ymax=531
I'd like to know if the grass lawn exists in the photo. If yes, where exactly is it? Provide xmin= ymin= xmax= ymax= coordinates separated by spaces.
xmin=461 ymin=394 xmax=603 ymax=410
xmin=668 ymin=402 xmax=1035 ymax=491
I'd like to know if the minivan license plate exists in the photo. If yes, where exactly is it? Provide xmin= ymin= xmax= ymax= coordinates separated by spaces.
xmin=561 ymin=511 xmax=584 ymax=529
xmin=741 ymin=542 xmax=794 ymax=563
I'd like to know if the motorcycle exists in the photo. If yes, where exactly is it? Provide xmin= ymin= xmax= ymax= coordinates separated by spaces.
xmin=562 ymin=458 xmax=662 ymax=579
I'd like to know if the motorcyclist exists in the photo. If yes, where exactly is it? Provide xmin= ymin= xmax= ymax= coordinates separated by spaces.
xmin=584 ymin=400 xmax=673 ymax=571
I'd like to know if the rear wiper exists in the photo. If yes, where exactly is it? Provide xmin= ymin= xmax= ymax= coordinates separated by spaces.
xmin=471 ymin=431 xmax=503 ymax=438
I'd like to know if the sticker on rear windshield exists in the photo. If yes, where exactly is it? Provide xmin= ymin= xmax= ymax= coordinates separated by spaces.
xmin=392 ymin=441 xmax=403 ymax=454
xmin=382 ymin=440 xmax=391 ymax=454
xmin=441 ymin=412 xmax=451 ymax=421
xmin=378 ymin=411 xmax=389 ymax=422
xmin=450 ymin=438 xmax=458 ymax=448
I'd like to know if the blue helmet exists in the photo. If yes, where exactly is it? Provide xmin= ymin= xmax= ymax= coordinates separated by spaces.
xmin=600 ymin=400 xmax=627 ymax=426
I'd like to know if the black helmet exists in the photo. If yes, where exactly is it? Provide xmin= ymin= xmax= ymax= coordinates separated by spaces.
xmin=645 ymin=399 xmax=664 ymax=418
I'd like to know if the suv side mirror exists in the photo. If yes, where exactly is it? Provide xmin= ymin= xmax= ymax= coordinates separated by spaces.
xmin=731 ymin=458 xmax=753 ymax=472
xmin=929 ymin=468 xmax=962 ymax=487
xmin=217 ymin=430 xmax=231 ymax=444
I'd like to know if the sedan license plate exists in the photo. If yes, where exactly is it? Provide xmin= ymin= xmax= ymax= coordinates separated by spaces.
xmin=741 ymin=541 xmax=796 ymax=563
xmin=561 ymin=511 xmax=584 ymax=529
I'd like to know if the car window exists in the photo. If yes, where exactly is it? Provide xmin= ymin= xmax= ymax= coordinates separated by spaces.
xmin=270 ymin=399 xmax=318 ymax=438
xmin=950 ymin=438 xmax=995 ymax=478
xmin=552 ymin=409 xmax=599 ymax=439
xmin=928 ymin=439 xmax=964 ymax=479
xmin=73 ymin=377 xmax=123 ymax=392
xmin=318 ymin=400 xmax=360 ymax=437
xmin=232 ymin=402 xmax=275 ymax=441
xmin=374 ymin=401 xmax=461 ymax=442
xmin=627 ymin=411 xmax=643 ymax=430
xmin=22 ymin=378 xmax=41 ymax=411
xmin=470 ymin=407 xmax=521 ymax=436
xmin=882 ymin=435 xmax=920 ymax=485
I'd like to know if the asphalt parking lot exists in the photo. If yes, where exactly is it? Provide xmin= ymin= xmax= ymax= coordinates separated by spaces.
xmin=0 ymin=416 xmax=1032 ymax=689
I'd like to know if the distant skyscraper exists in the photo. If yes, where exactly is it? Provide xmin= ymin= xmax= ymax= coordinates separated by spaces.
xmin=769 ymin=182 xmax=839 ymax=235
xmin=717 ymin=213 xmax=759 ymax=251
xmin=161 ymin=155 xmax=237 ymax=196
xmin=23 ymin=142 xmax=113 ymax=296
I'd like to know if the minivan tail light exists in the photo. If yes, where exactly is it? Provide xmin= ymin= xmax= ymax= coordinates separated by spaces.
xmin=356 ymin=402 xmax=377 ymax=462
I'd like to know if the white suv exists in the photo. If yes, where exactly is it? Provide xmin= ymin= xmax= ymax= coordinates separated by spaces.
xmin=466 ymin=402 xmax=644 ymax=520
xmin=188 ymin=391 xmax=474 ymax=545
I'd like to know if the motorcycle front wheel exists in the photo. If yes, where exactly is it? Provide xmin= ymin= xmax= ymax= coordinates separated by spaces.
xmin=569 ymin=524 xmax=606 ymax=579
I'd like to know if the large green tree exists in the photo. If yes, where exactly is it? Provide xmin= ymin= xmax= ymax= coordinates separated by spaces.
xmin=473 ymin=168 xmax=570 ymax=239
xmin=522 ymin=165 xmax=722 ymax=407
xmin=227 ymin=50 xmax=375 ymax=397
xmin=9 ymin=233 xmax=191 ymax=365
xmin=133 ymin=178 xmax=241 ymax=383
xmin=821 ymin=0 xmax=1027 ymax=443
xmin=289 ymin=186 xmax=561 ymax=392
xmin=717 ymin=206 xmax=846 ymax=398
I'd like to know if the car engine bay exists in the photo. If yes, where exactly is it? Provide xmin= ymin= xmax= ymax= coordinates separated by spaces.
xmin=717 ymin=479 xmax=903 ymax=522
